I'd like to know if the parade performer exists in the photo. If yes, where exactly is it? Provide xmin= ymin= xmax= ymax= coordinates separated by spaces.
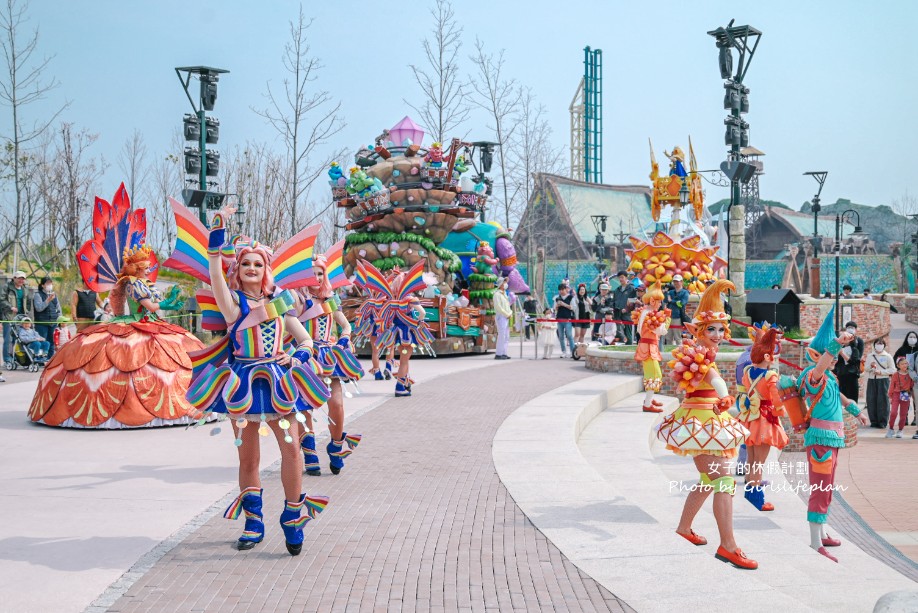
xmin=295 ymin=241 xmax=364 ymax=477
xmin=352 ymin=262 xmax=393 ymax=381
xmin=793 ymin=306 xmax=869 ymax=562
xmin=657 ymin=280 xmax=756 ymax=570
xmin=737 ymin=326 xmax=788 ymax=512
xmin=29 ymin=184 xmax=203 ymax=429
xmin=355 ymin=259 xmax=433 ymax=397
xmin=167 ymin=201 xmax=332 ymax=555
xmin=632 ymin=279 xmax=670 ymax=413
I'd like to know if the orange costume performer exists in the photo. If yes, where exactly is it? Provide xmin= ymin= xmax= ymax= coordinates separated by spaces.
xmin=737 ymin=326 xmax=788 ymax=512
xmin=655 ymin=280 xmax=757 ymax=570
xmin=631 ymin=280 xmax=671 ymax=413
xmin=29 ymin=184 xmax=203 ymax=429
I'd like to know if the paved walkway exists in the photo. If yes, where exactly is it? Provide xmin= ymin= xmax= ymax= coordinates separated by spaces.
xmin=105 ymin=359 xmax=631 ymax=613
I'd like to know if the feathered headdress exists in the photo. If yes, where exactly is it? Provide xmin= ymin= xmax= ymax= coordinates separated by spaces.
xmin=686 ymin=279 xmax=734 ymax=338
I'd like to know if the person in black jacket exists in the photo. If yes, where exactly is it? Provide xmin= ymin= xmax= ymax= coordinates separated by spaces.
xmin=833 ymin=320 xmax=864 ymax=410
xmin=591 ymin=283 xmax=614 ymax=341
xmin=611 ymin=271 xmax=636 ymax=344
xmin=33 ymin=276 xmax=62 ymax=359
xmin=573 ymin=283 xmax=591 ymax=343
xmin=522 ymin=296 xmax=538 ymax=340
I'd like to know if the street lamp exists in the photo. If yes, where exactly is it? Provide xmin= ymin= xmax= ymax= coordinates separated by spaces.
xmin=591 ymin=214 xmax=608 ymax=270
xmin=834 ymin=209 xmax=866 ymax=332
xmin=234 ymin=200 xmax=246 ymax=231
xmin=804 ymin=171 xmax=828 ymax=297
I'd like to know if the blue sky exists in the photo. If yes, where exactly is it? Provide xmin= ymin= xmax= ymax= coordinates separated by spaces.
xmin=19 ymin=0 xmax=918 ymax=215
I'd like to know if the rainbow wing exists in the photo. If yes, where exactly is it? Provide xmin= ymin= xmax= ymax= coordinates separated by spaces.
xmin=354 ymin=260 xmax=369 ymax=289
xmin=196 ymin=289 xmax=227 ymax=331
xmin=163 ymin=197 xmax=211 ymax=284
xmin=323 ymin=240 xmax=349 ymax=290
xmin=396 ymin=260 xmax=427 ymax=300
xmin=357 ymin=259 xmax=392 ymax=298
xmin=272 ymin=224 xmax=321 ymax=290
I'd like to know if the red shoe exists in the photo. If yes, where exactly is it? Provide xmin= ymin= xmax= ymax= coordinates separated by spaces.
xmin=715 ymin=546 xmax=758 ymax=570
xmin=822 ymin=535 xmax=842 ymax=547
xmin=817 ymin=546 xmax=838 ymax=562
xmin=643 ymin=404 xmax=663 ymax=413
xmin=651 ymin=398 xmax=664 ymax=407
xmin=761 ymin=502 xmax=775 ymax=512
xmin=676 ymin=529 xmax=707 ymax=546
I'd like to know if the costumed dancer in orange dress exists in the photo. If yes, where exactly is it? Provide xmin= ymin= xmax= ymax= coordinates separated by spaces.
xmin=656 ymin=280 xmax=757 ymax=570
xmin=632 ymin=280 xmax=671 ymax=413
xmin=295 ymin=242 xmax=364 ymax=477
xmin=172 ymin=203 xmax=332 ymax=555
xmin=737 ymin=326 xmax=788 ymax=512
xmin=29 ymin=183 xmax=203 ymax=429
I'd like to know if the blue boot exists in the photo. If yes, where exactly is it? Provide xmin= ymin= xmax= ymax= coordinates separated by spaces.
xmin=327 ymin=432 xmax=362 ymax=475
xmin=371 ymin=367 xmax=384 ymax=381
xmin=279 ymin=493 xmax=329 ymax=555
xmin=743 ymin=484 xmax=774 ymax=511
xmin=384 ymin=361 xmax=393 ymax=380
xmin=224 ymin=487 xmax=264 ymax=550
xmin=299 ymin=430 xmax=321 ymax=476
xmin=395 ymin=376 xmax=411 ymax=397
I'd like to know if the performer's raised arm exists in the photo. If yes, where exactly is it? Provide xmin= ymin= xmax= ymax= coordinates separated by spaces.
xmin=206 ymin=210 xmax=241 ymax=323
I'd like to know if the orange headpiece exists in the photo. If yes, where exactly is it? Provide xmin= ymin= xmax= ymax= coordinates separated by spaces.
xmin=119 ymin=244 xmax=155 ymax=278
xmin=689 ymin=279 xmax=735 ymax=338
xmin=750 ymin=326 xmax=780 ymax=364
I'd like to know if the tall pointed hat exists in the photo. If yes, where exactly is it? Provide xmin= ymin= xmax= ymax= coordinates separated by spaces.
xmin=807 ymin=306 xmax=837 ymax=363
xmin=691 ymin=279 xmax=735 ymax=326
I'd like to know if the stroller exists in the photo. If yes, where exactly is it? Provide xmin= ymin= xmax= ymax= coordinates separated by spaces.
xmin=8 ymin=316 xmax=51 ymax=372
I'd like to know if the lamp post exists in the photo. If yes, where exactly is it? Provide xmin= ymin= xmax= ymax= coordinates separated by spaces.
xmin=612 ymin=228 xmax=629 ymax=273
xmin=676 ymin=180 xmax=690 ymax=236
xmin=834 ymin=209 xmax=866 ymax=332
xmin=804 ymin=171 xmax=828 ymax=297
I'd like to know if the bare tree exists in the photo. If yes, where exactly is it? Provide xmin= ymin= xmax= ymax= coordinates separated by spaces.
xmin=41 ymin=122 xmax=104 ymax=262
xmin=0 ymin=0 xmax=67 ymax=265
xmin=507 ymin=89 xmax=566 ymax=228
xmin=145 ymin=129 xmax=184 ymax=255
xmin=220 ymin=142 xmax=291 ymax=246
xmin=891 ymin=190 xmax=918 ymax=244
xmin=468 ymin=38 xmax=521 ymax=229
xmin=405 ymin=0 xmax=470 ymax=143
xmin=254 ymin=4 xmax=344 ymax=236
xmin=118 ymin=129 xmax=149 ymax=204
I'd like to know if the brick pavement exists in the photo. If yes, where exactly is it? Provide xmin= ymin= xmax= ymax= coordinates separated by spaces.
xmin=106 ymin=359 xmax=633 ymax=613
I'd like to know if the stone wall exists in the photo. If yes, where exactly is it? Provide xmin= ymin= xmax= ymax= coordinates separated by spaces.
xmin=906 ymin=297 xmax=918 ymax=326
xmin=798 ymin=299 xmax=890 ymax=342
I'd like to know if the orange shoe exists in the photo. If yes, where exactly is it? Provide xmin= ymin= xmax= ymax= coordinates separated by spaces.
xmin=676 ymin=529 xmax=707 ymax=546
xmin=643 ymin=404 xmax=663 ymax=413
xmin=715 ymin=546 xmax=758 ymax=570
xmin=822 ymin=535 xmax=842 ymax=547
xmin=761 ymin=502 xmax=775 ymax=512
xmin=817 ymin=546 xmax=838 ymax=562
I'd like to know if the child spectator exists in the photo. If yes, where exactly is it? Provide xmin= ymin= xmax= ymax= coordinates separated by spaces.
xmin=538 ymin=308 xmax=557 ymax=360
xmin=890 ymin=356 xmax=913 ymax=439
xmin=16 ymin=317 xmax=51 ymax=358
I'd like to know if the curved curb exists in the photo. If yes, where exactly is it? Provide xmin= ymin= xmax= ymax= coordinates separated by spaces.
xmin=493 ymin=377 xmax=918 ymax=613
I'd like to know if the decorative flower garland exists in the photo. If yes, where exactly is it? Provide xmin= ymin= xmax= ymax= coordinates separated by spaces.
xmin=668 ymin=338 xmax=717 ymax=394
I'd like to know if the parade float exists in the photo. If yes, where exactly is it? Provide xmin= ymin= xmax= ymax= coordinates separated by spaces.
xmin=627 ymin=140 xmax=726 ymax=292
xmin=334 ymin=116 xmax=529 ymax=355
xmin=28 ymin=184 xmax=205 ymax=429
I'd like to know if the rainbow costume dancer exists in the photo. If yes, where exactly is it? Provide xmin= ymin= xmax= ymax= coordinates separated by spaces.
xmin=351 ymin=260 xmax=388 ymax=380
xmin=631 ymin=279 xmax=671 ymax=413
xmin=295 ymin=241 xmax=364 ymax=477
xmin=737 ymin=325 xmax=788 ymax=512
xmin=29 ymin=184 xmax=202 ymax=429
xmin=656 ymin=280 xmax=757 ymax=570
xmin=167 ymin=201 xmax=332 ymax=555
xmin=354 ymin=259 xmax=433 ymax=397
xmin=792 ymin=306 xmax=868 ymax=562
